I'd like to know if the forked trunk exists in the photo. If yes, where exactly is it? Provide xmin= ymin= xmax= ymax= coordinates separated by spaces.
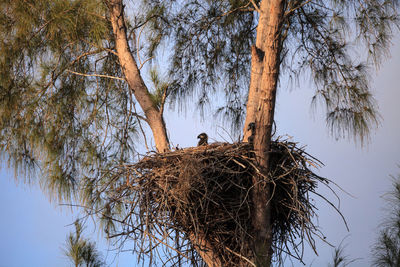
xmin=108 ymin=0 xmax=285 ymax=265
xmin=243 ymin=1 xmax=286 ymax=266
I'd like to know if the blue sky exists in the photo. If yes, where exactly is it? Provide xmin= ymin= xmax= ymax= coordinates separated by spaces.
xmin=0 ymin=34 xmax=399 ymax=267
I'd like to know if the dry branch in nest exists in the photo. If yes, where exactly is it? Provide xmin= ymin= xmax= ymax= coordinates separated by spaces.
xmin=102 ymin=139 xmax=337 ymax=266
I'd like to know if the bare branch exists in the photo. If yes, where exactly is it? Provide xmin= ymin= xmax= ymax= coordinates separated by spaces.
xmin=285 ymin=0 xmax=312 ymax=17
xmin=65 ymin=69 xmax=126 ymax=81
xmin=249 ymin=0 xmax=261 ymax=13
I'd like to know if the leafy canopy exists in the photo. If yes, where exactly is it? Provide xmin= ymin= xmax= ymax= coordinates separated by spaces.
xmin=0 ymin=0 xmax=136 ymax=202
xmin=143 ymin=0 xmax=399 ymax=141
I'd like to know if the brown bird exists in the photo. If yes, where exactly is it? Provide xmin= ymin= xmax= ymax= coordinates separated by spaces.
xmin=197 ymin=133 xmax=208 ymax=146
xmin=247 ymin=122 xmax=255 ymax=144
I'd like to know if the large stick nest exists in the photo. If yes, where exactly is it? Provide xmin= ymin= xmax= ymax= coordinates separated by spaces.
xmin=106 ymin=139 xmax=333 ymax=266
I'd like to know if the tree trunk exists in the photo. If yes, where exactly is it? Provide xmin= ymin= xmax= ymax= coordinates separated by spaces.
xmin=107 ymin=1 xmax=224 ymax=265
xmin=188 ymin=232 xmax=223 ymax=267
xmin=107 ymin=0 xmax=169 ymax=153
xmin=243 ymin=1 xmax=286 ymax=266
xmin=108 ymin=0 xmax=286 ymax=265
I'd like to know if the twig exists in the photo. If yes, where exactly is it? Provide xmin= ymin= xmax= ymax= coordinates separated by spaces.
xmin=94 ymin=139 xmax=342 ymax=266
xmin=66 ymin=69 xmax=126 ymax=81
xmin=285 ymin=0 xmax=312 ymax=17
xmin=224 ymin=245 xmax=256 ymax=267
xmin=132 ymin=103 xmax=150 ymax=151
xmin=249 ymin=0 xmax=261 ymax=13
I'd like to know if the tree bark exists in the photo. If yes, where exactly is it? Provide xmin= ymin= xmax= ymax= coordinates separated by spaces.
xmin=188 ymin=232 xmax=223 ymax=267
xmin=107 ymin=0 xmax=169 ymax=153
xmin=243 ymin=1 xmax=286 ymax=266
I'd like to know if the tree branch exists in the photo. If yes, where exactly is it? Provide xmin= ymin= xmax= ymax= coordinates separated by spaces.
xmin=285 ymin=0 xmax=312 ymax=17
xmin=65 ymin=69 xmax=126 ymax=81
xmin=249 ymin=0 xmax=261 ymax=13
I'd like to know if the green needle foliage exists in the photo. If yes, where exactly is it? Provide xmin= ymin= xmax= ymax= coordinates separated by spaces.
xmin=143 ymin=0 xmax=399 ymax=142
xmin=327 ymin=238 xmax=358 ymax=267
xmin=149 ymin=67 xmax=170 ymax=110
xmin=64 ymin=220 xmax=104 ymax=267
xmin=0 ymin=0 xmax=138 ymax=203
xmin=372 ymin=171 xmax=400 ymax=267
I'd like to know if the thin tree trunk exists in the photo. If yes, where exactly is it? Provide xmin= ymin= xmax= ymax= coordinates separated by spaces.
xmin=243 ymin=1 xmax=286 ymax=266
xmin=107 ymin=0 xmax=169 ymax=153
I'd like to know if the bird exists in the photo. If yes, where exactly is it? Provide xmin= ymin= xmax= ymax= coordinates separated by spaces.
xmin=247 ymin=122 xmax=255 ymax=144
xmin=197 ymin=132 xmax=208 ymax=146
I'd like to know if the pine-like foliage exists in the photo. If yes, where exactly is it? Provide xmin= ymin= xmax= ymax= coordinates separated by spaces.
xmin=328 ymin=239 xmax=357 ymax=267
xmin=142 ymin=0 xmax=257 ymax=132
xmin=372 ymin=171 xmax=400 ymax=267
xmin=64 ymin=220 xmax=104 ymax=267
xmin=142 ymin=0 xmax=399 ymax=141
xmin=0 ymin=0 xmax=138 ymax=203
xmin=1 ymin=0 xmax=398 ymax=202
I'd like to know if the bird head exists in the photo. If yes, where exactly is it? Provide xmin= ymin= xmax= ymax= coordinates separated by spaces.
xmin=197 ymin=133 xmax=208 ymax=140
xmin=197 ymin=133 xmax=208 ymax=146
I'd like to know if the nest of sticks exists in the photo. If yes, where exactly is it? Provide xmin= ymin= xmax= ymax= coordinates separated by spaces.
xmin=106 ymin=139 xmax=334 ymax=266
